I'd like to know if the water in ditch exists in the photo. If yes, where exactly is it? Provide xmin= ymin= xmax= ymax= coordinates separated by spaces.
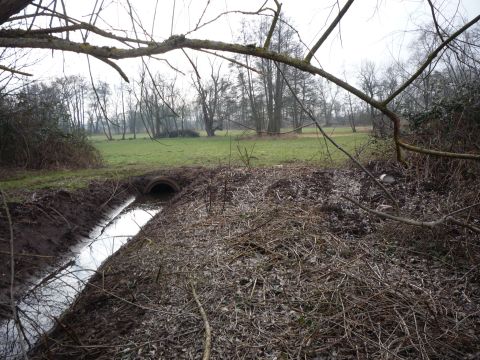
xmin=0 ymin=195 xmax=165 ymax=358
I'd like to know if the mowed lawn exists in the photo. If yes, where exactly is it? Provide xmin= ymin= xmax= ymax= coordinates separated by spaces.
xmin=1 ymin=127 xmax=373 ymax=191
xmin=92 ymin=127 xmax=371 ymax=168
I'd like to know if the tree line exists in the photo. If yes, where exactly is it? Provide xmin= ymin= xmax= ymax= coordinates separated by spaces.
xmin=2 ymin=16 xmax=478 ymax=143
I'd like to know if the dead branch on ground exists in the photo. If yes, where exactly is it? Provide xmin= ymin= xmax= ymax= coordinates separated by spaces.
xmin=190 ymin=281 xmax=212 ymax=360
xmin=343 ymin=195 xmax=480 ymax=233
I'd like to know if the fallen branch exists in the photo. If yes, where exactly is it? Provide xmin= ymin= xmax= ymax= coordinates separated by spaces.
xmin=343 ymin=195 xmax=480 ymax=232
xmin=398 ymin=140 xmax=480 ymax=161
xmin=190 ymin=281 xmax=211 ymax=360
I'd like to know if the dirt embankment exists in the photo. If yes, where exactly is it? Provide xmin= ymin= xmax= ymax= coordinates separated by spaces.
xmin=28 ymin=164 xmax=480 ymax=359
xmin=0 ymin=180 xmax=133 ymax=319
xmin=0 ymin=166 xmax=211 ymax=322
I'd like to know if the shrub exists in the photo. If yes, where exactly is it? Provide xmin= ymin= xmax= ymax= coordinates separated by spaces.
xmin=154 ymin=129 xmax=200 ymax=138
xmin=0 ymin=89 xmax=102 ymax=169
xmin=0 ymin=119 xmax=102 ymax=169
xmin=403 ymin=80 xmax=480 ymax=185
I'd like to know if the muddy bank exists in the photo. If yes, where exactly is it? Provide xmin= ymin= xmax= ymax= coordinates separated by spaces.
xmin=0 ymin=181 xmax=133 ymax=319
xmin=0 ymin=167 xmax=212 ymax=323
xmin=29 ymin=164 xmax=480 ymax=359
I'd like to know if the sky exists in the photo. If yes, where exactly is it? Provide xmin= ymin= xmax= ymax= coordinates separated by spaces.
xmin=6 ymin=0 xmax=480 ymax=90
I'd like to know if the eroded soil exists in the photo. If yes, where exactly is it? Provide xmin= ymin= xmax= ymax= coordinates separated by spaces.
xmin=7 ymin=164 xmax=480 ymax=359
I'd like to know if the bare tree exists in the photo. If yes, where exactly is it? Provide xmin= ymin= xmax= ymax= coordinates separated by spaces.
xmin=189 ymin=58 xmax=228 ymax=136
xmin=0 ymin=1 xmax=477 ymax=158
xmin=89 ymin=80 xmax=113 ymax=140
xmin=343 ymin=91 xmax=358 ymax=133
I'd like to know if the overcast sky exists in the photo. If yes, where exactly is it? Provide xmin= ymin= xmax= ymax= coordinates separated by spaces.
xmin=13 ymin=0 xmax=480 ymax=89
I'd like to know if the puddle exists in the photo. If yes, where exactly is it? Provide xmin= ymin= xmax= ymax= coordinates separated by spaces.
xmin=0 ymin=196 xmax=164 ymax=358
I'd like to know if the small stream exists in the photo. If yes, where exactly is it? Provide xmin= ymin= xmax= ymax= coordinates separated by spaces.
xmin=0 ymin=195 xmax=165 ymax=358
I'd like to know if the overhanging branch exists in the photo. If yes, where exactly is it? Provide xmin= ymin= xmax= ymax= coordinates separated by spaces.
xmin=304 ymin=0 xmax=355 ymax=63
xmin=383 ymin=14 xmax=480 ymax=105
xmin=0 ymin=33 xmax=379 ymax=108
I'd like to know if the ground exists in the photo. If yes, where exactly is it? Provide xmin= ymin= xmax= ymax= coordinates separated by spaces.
xmin=19 ymin=163 xmax=479 ymax=359
xmin=0 ymin=127 xmax=372 ymax=191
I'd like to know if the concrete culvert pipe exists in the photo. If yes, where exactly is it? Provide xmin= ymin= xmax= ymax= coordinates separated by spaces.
xmin=144 ymin=177 xmax=181 ymax=194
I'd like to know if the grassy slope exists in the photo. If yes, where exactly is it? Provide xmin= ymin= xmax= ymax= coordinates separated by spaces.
xmin=1 ymin=127 xmax=372 ymax=191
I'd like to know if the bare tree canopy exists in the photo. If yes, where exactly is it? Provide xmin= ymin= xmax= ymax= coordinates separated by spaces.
xmin=0 ymin=0 xmax=479 ymax=162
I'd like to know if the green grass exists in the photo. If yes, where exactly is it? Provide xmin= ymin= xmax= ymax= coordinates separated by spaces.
xmin=94 ymin=131 xmax=370 ymax=167
xmin=1 ymin=127 xmax=373 ymax=191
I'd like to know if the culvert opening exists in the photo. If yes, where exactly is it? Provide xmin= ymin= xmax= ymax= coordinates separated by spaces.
xmin=150 ymin=182 xmax=176 ymax=194
xmin=144 ymin=177 xmax=181 ymax=196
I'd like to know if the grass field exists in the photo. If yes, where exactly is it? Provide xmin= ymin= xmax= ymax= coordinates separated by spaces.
xmin=1 ymin=127 xmax=374 ymax=191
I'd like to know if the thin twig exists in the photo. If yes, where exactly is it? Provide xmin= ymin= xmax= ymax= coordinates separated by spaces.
xmin=197 ymin=49 xmax=263 ymax=75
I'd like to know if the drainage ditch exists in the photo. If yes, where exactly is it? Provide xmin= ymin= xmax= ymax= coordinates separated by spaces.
xmin=0 ymin=177 xmax=179 ymax=358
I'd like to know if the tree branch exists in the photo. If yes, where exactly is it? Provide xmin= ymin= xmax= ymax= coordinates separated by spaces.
xmin=0 ymin=63 xmax=32 ymax=76
xmin=426 ymin=0 xmax=446 ymax=42
xmin=184 ymin=1 xmax=270 ymax=36
xmin=197 ymin=49 xmax=264 ymax=75
xmin=304 ymin=0 xmax=355 ymax=63
xmin=343 ymin=195 xmax=480 ymax=232
xmin=190 ymin=281 xmax=211 ymax=360
xmin=398 ymin=140 xmax=480 ymax=160
xmin=263 ymin=0 xmax=281 ymax=50
xmin=91 ymin=55 xmax=129 ymax=82
xmin=0 ymin=33 xmax=378 ymax=108
xmin=383 ymin=14 xmax=480 ymax=105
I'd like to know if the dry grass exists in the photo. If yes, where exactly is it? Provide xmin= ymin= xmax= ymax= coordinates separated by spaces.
xmin=33 ymin=166 xmax=480 ymax=359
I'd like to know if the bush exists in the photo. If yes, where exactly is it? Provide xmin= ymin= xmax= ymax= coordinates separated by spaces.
xmin=0 ymin=90 xmax=102 ymax=169
xmin=406 ymin=81 xmax=480 ymax=154
xmin=0 ymin=119 xmax=102 ymax=169
xmin=154 ymin=129 xmax=200 ymax=138
xmin=403 ymin=80 xmax=480 ymax=185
